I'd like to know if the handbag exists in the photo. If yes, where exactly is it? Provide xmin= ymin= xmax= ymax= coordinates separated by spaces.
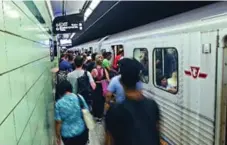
xmin=101 ymin=80 xmax=108 ymax=97
xmin=77 ymin=94 xmax=96 ymax=130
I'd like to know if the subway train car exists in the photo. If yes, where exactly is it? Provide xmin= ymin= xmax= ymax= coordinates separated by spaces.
xmin=71 ymin=2 xmax=227 ymax=145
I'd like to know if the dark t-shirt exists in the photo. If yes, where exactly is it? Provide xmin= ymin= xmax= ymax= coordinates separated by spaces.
xmin=86 ymin=61 xmax=96 ymax=72
xmin=105 ymin=97 xmax=160 ymax=145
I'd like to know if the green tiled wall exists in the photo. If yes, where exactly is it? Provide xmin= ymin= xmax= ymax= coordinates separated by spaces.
xmin=0 ymin=1 xmax=54 ymax=145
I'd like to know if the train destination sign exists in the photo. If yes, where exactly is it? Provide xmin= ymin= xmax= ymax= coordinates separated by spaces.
xmin=53 ymin=13 xmax=84 ymax=34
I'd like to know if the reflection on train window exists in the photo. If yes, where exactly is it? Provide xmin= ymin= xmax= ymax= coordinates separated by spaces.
xmin=153 ymin=48 xmax=178 ymax=94
xmin=133 ymin=48 xmax=149 ymax=83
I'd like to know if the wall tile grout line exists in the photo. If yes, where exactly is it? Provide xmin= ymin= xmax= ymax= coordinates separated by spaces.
xmin=0 ymin=67 xmax=48 ymax=126
xmin=0 ymin=55 xmax=49 ymax=77
xmin=30 ymin=120 xmax=41 ymax=145
xmin=11 ymin=0 xmax=51 ymax=36
xmin=0 ymin=29 xmax=48 ymax=46
xmin=12 ymin=111 xmax=19 ymax=142
xmin=16 ymin=86 xmax=46 ymax=145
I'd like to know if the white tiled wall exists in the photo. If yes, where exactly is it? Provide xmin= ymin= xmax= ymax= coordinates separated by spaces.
xmin=0 ymin=1 xmax=54 ymax=145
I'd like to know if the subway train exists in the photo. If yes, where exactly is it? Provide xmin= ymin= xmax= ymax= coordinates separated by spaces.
xmin=70 ymin=2 xmax=227 ymax=145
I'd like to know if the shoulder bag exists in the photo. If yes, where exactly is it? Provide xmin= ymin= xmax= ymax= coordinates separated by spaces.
xmin=77 ymin=94 xmax=96 ymax=130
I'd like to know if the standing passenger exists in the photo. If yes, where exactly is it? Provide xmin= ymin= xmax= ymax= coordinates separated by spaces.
xmin=67 ymin=56 xmax=96 ymax=106
xmin=105 ymin=58 xmax=143 ymax=104
xmin=59 ymin=53 xmax=66 ymax=63
xmin=113 ymin=49 xmax=124 ymax=71
xmin=55 ymin=80 xmax=89 ymax=145
xmin=105 ymin=58 xmax=160 ymax=145
xmin=91 ymin=54 xmax=110 ymax=122
xmin=86 ymin=53 xmax=97 ymax=72
xmin=59 ymin=54 xmax=73 ymax=72
xmin=102 ymin=52 xmax=112 ymax=72
xmin=68 ymin=54 xmax=75 ymax=70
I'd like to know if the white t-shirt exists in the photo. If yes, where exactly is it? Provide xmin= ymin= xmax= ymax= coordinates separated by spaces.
xmin=67 ymin=69 xmax=94 ymax=94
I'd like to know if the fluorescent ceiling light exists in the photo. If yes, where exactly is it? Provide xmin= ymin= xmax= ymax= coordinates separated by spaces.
xmin=84 ymin=16 xmax=88 ymax=21
xmin=84 ymin=8 xmax=92 ymax=18
xmin=25 ymin=27 xmax=40 ymax=31
xmin=46 ymin=0 xmax=54 ymax=20
xmin=84 ymin=0 xmax=101 ymax=21
xmin=89 ymin=0 xmax=101 ymax=10
xmin=70 ymin=33 xmax=76 ymax=39
xmin=37 ymin=34 xmax=49 ymax=39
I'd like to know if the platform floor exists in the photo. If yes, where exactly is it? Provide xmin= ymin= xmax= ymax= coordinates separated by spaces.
xmin=88 ymin=122 xmax=105 ymax=145
xmin=60 ymin=122 xmax=105 ymax=145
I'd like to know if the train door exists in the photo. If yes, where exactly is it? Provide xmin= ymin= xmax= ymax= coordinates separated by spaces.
xmin=111 ymin=44 xmax=124 ymax=68
xmin=215 ymin=29 xmax=227 ymax=145
xmin=195 ymin=30 xmax=218 ymax=145
xmin=89 ymin=47 xmax=93 ymax=53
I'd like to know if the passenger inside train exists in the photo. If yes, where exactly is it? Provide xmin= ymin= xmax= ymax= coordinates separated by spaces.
xmin=133 ymin=48 xmax=149 ymax=83
xmin=154 ymin=48 xmax=178 ymax=94
xmin=113 ymin=48 xmax=124 ymax=71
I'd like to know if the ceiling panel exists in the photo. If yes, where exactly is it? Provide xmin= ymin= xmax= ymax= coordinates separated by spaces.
xmin=50 ymin=0 xmax=86 ymax=17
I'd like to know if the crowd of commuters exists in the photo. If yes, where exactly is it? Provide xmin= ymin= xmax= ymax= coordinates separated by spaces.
xmin=55 ymin=50 xmax=160 ymax=145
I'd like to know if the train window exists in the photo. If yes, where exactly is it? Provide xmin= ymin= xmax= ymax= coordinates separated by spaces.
xmin=153 ymin=47 xmax=178 ymax=94
xmin=133 ymin=48 xmax=149 ymax=83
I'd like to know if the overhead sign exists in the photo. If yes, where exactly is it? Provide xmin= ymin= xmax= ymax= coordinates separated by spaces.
xmin=184 ymin=66 xmax=207 ymax=79
xmin=53 ymin=13 xmax=84 ymax=34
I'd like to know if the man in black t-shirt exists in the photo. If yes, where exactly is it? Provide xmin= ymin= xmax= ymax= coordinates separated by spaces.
xmin=86 ymin=53 xmax=97 ymax=72
xmin=105 ymin=58 xmax=160 ymax=145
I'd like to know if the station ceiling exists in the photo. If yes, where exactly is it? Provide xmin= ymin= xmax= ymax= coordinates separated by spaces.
xmin=50 ymin=0 xmax=86 ymax=17
xmin=51 ymin=1 xmax=216 ymax=47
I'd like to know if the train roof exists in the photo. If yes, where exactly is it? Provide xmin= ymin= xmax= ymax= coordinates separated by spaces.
xmin=75 ymin=2 xmax=227 ymax=47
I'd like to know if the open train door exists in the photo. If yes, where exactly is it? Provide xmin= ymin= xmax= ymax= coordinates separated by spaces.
xmin=111 ymin=44 xmax=124 ymax=69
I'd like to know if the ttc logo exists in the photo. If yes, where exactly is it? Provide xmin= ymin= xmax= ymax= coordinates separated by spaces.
xmin=184 ymin=66 xmax=207 ymax=79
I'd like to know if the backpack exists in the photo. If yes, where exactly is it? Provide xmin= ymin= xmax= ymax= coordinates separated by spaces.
xmin=57 ymin=70 xmax=68 ymax=84
xmin=55 ymin=70 xmax=69 ymax=101
xmin=77 ymin=71 xmax=92 ymax=102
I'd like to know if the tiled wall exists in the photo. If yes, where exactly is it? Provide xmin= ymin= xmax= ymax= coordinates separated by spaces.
xmin=0 ymin=1 xmax=54 ymax=145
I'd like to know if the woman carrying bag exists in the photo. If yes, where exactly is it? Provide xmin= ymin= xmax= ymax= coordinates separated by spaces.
xmin=91 ymin=54 xmax=110 ymax=123
xmin=55 ymin=80 xmax=92 ymax=145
